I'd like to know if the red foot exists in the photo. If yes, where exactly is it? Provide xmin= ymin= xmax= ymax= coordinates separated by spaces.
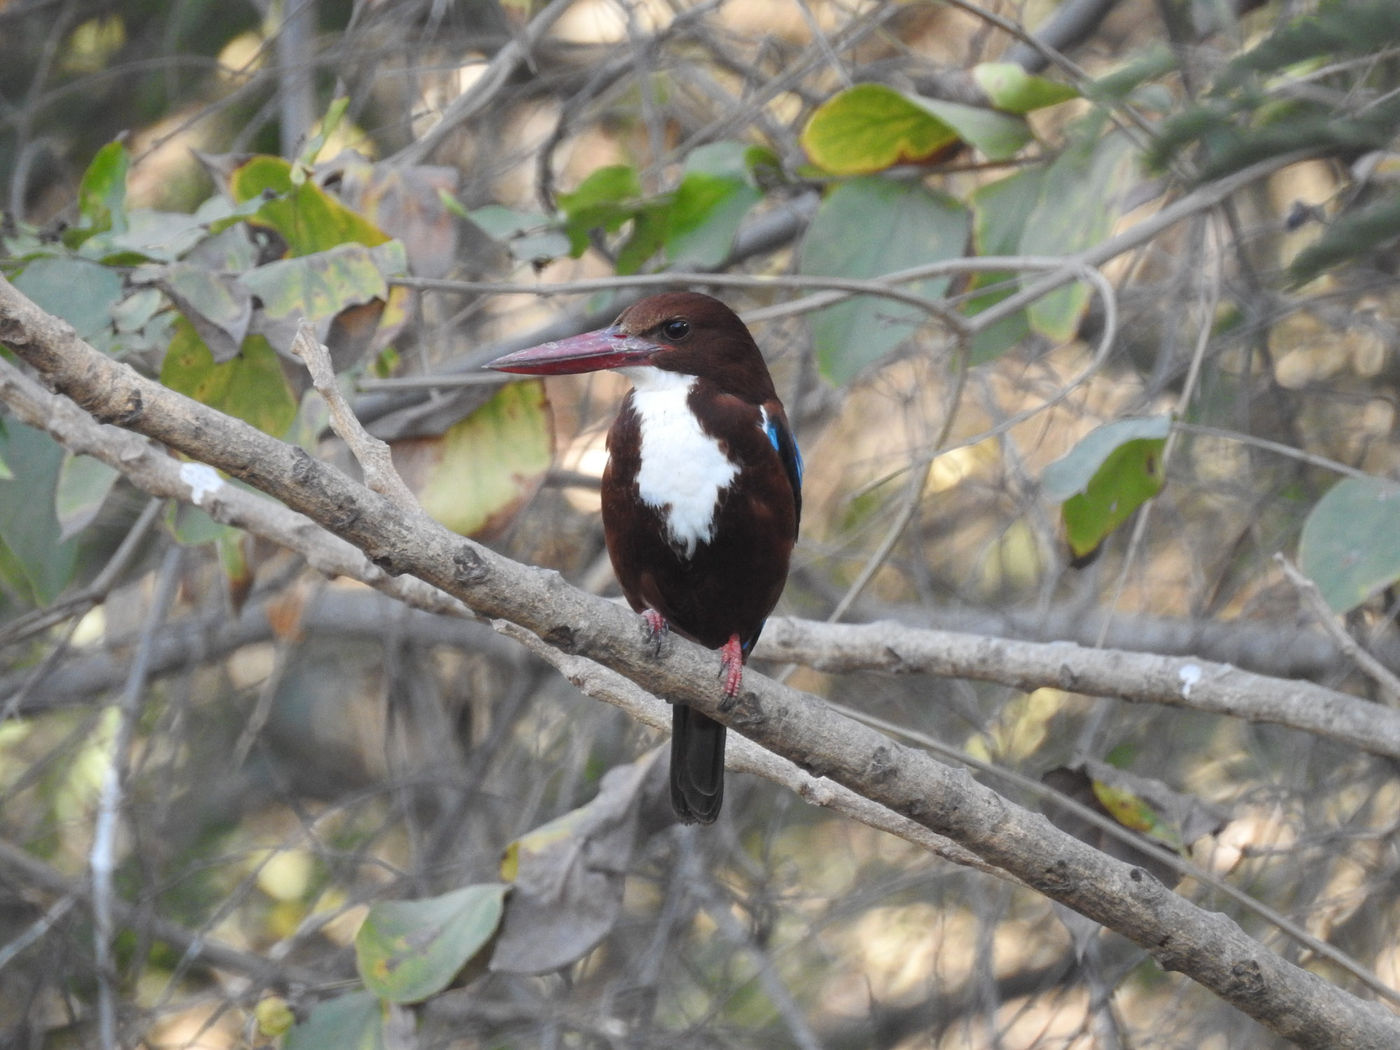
xmin=719 ymin=634 xmax=744 ymax=703
xmin=641 ymin=609 xmax=668 ymax=653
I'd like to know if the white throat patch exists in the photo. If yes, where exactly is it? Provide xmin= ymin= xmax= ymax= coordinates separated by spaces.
xmin=623 ymin=369 xmax=737 ymax=557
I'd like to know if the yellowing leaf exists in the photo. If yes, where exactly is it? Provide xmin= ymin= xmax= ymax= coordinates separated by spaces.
xmin=239 ymin=241 xmax=405 ymax=322
xmin=802 ymin=84 xmax=960 ymax=175
xmin=403 ymin=380 xmax=554 ymax=537
xmin=229 ymin=155 xmax=391 ymax=255
xmin=159 ymin=320 xmax=297 ymax=437
xmin=802 ymin=83 xmax=1033 ymax=174
xmin=1091 ymin=780 xmax=1183 ymax=850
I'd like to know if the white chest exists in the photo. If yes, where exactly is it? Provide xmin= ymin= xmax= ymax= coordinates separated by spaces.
xmin=625 ymin=373 xmax=737 ymax=557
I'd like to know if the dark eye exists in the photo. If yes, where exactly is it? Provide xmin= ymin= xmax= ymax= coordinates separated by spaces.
xmin=661 ymin=318 xmax=690 ymax=341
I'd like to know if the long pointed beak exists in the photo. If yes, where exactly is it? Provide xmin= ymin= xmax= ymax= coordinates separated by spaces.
xmin=484 ymin=325 xmax=659 ymax=376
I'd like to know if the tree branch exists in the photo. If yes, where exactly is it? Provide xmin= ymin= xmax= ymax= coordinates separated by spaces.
xmin=758 ymin=618 xmax=1400 ymax=762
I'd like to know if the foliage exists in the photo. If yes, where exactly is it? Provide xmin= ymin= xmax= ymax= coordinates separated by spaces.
xmin=1042 ymin=416 xmax=1171 ymax=563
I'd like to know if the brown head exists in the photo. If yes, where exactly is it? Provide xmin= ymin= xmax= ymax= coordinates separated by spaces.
xmin=485 ymin=292 xmax=777 ymax=402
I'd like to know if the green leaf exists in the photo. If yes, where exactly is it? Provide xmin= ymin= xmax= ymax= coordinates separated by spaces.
xmin=1043 ymin=416 xmax=1171 ymax=500
xmin=413 ymin=380 xmax=555 ymax=536
xmin=965 ymin=167 xmax=1046 ymax=363
xmin=664 ymin=142 xmax=761 ymax=268
xmin=77 ymin=141 xmax=130 ymax=235
xmin=1043 ymin=416 xmax=1169 ymax=560
xmin=55 ymin=454 xmax=120 ymax=541
xmin=557 ymin=166 xmax=645 ymax=255
xmin=11 ymin=257 xmax=123 ymax=344
xmin=801 ymin=83 xmax=960 ymax=175
xmin=80 ymin=209 xmax=212 ymax=265
xmin=239 ymin=241 xmax=406 ymax=323
xmin=185 ymin=222 xmax=260 ymax=272
xmin=159 ymin=321 xmax=298 ymax=437
xmin=1215 ymin=0 xmax=1400 ymax=93
xmin=356 ymin=883 xmax=508 ymax=1004
xmin=109 ymin=286 xmax=176 ymax=359
xmin=910 ymin=96 xmax=1032 ymax=161
xmin=556 ymin=165 xmax=642 ymax=216
xmin=229 ymin=155 xmax=391 ymax=255
xmin=972 ymin=167 xmax=1043 ymax=251
xmin=167 ymin=501 xmax=234 ymax=547
xmin=1020 ymin=130 xmax=1136 ymax=341
xmin=1088 ymin=43 xmax=1178 ymax=103
xmin=0 ymin=422 xmax=79 ymax=604
xmin=160 ymin=262 xmax=254 ymax=363
xmin=972 ymin=62 xmax=1079 ymax=113
xmin=1298 ymin=476 xmax=1400 ymax=613
xmin=799 ymin=178 xmax=968 ymax=385
xmin=282 ymin=992 xmax=384 ymax=1050
xmin=613 ymin=202 xmax=667 ymax=275
xmin=469 ymin=205 xmax=572 ymax=263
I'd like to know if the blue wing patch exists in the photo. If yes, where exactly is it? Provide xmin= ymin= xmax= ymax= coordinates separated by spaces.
xmin=764 ymin=417 xmax=803 ymax=486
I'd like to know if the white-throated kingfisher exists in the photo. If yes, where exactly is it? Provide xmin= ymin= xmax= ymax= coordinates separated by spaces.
xmin=486 ymin=292 xmax=802 ymax=824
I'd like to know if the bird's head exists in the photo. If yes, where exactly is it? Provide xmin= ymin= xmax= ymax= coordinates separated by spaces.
xmin=485 ymin=292 xmax=777 ymax=400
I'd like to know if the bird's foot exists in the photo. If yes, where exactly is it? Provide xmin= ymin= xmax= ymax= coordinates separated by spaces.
xmin=718 ymin=634 xmax=744 ymax=710
xmin=640 ymin=608 xmax=669 ymax=655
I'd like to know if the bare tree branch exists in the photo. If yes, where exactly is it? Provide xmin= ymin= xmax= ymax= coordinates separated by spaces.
xmin=758 ymin=617 xmax=1400 ymax=761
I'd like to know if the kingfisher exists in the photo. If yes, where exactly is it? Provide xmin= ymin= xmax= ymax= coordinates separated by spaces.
xmin=486 ymin=292 xmax=802 ymax=824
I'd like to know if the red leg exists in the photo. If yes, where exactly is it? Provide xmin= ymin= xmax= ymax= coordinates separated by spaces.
xmin=641 ymin=608 xmax=668 ymax=653
xmin=719 ymin=633 xmax=744 ymax=701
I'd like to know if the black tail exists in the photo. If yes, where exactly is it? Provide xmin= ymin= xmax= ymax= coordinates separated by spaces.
xmin=670 ymin=706 xmax=726 ymax=824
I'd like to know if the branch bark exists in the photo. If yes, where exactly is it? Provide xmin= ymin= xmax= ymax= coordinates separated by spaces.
xmin=3 ymin=276 xmax=1399 ymax=1048
xmin=759 ymin=618 xmax=1400 ymax=761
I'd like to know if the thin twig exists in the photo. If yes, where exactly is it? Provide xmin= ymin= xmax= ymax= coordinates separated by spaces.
xmin=692 ymin=845 xmax=826 ymax=1050
xmin=91 ymin=544 xmax=183 ymax=1050
xmin=0 ymin=837 xmax=327 ymax=987
xmin=1276 ymin=553 xmax=1400 ymax=704
xmin=1173 ymin=422 xmax=1380 ymax=480
xmin=391 ymin=0 xmax=580 ymax=167
xmin=291 ymin=320 xmax=418 ymax=507
xmin=0 ymin=895 xmax=76 ymax=972
xmin=0 ymin=496 xmax=163 ymax=649
xmin=825 ymin=351 xmax=971 ymax=625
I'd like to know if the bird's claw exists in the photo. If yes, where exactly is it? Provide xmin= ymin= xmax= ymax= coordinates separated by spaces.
xmin=718 ymin=634 xmax=744 ymax=711
xmin=641 ymin=608 xmax=669 ymax=655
